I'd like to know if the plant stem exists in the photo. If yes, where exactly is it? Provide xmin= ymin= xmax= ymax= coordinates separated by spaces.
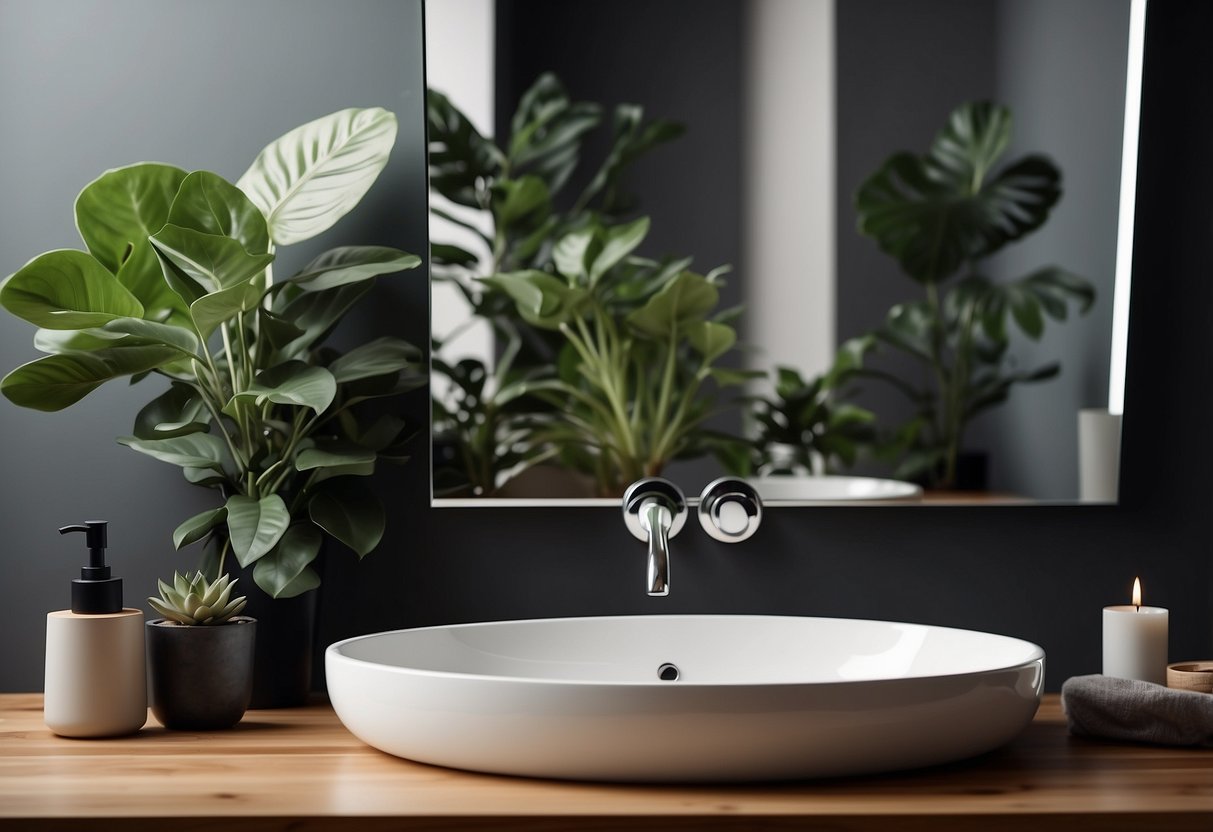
xmin=217 ymin=536 xmax=231 ymax=579
xmin=266 ymin=410 xmax=321 ymax=495
xmin=586 ymin=310 xmax=638 ymax=465
xmin=222 ymin=320 xmax=256 ymax=460
xmin=924 ymin=281 xmax=955 ymax=486
xmin=944 ymin=298 xmax=980 ymax=487
xmin=190 ymin=377 xmax=245 ymax=476
xmin=220 ymin=325 xmax=241 ymax=398
xmin=649 ymin=331 xmax=679 ymax=467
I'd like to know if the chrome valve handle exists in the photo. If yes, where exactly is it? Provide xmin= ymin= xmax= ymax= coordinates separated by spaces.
xmin=622 ymin=478 xmax=687 ymax=596
xmin=698 ymin=477 xmax=763 ymax=542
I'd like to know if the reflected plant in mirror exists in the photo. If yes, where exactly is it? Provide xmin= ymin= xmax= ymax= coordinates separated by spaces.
xmin=748 ymin=338 xmax=877 ymax=477
xmin=854 ymin=102 xmax=1096 ymax=489
xmin=429 ymin=75 xmax=752 ymax=497
xmin=428 ymin=0 xmax=1135 ymax=504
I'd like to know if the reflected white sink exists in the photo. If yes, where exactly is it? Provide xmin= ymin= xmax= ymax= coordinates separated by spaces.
xmin=327 ymin=615 xmax=1044 ymax=782
xmin=750 ymin=475 xmax=923 ymax=503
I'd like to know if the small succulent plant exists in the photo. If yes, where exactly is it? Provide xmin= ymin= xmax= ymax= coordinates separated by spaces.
xmin=149 ymin=571 xmax=247 ymax=625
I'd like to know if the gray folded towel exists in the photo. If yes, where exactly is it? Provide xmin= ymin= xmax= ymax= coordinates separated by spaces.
xmin=1061 ymin=674 xmax=1213 ymax=747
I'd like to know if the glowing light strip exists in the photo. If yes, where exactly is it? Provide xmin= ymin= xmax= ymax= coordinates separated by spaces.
xmin=1109 ymin=0 xmax=1147 ymax=416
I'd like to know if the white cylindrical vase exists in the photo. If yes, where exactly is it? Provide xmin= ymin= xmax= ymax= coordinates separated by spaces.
xmin=1079 ymin=409 xmax=1122 ymax=502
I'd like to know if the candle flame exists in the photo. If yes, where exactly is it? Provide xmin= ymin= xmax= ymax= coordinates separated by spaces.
xmin=1132 ymin=576 xmax=1142 ymax=608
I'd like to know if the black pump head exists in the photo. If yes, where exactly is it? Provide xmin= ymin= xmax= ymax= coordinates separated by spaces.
xmin=59 ymin=521 xmax=122 ymax=614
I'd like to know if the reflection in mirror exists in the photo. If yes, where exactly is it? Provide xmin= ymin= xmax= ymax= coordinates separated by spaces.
xmin=427 ymin=0 xmax=1142 ymax=507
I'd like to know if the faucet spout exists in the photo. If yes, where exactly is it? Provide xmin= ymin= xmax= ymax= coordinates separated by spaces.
xmin=641 ymin=500 xmax=673 ymax=596
xmin=622 ymin=477 xmax=687 ymax=597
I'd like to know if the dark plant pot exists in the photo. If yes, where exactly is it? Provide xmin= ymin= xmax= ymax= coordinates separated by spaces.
xmin=237 ymin=567 xmax=318 ymax=709
xmin=146 ymin=617 xmax=256 ymax=730
xmin=914 ymin=451 xmax=990 ymax=492
xmin=952 ymin=451 xmax=989 ymax=492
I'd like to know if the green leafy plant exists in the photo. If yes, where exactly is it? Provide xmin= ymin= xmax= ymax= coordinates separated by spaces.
xmin=1 ymin=107 xmax=424 ymax=597
xmin=749 ymin=338 xmax=878 ymax=476
xmin=149 ymin=571 xmax=246 ymax=625
xmin=487 ymin=218 xmax=751 ymax=496
xmin=854 ymin=101 xmax=1095 ymax=487
xmin=431 ymin=332 xmax=556 ymax=497
xmin=428 ymin=74 xmax=694 ymax=494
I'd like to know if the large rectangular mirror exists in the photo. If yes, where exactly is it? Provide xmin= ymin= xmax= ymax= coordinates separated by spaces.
xmin=426 ymin=0 xmax=1143 ymax=507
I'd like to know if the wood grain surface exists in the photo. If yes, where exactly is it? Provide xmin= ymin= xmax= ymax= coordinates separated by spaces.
xmin=1 ymin=693 xmax=1210 ymax=831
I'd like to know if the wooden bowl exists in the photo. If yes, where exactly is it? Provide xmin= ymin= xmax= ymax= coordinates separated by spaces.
xmin=1166 ymin=661 xmax=1213 ymax=693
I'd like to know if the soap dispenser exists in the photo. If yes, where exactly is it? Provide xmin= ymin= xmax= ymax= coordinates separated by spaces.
xmin=44 ymin=521 xmax=147 ymax=737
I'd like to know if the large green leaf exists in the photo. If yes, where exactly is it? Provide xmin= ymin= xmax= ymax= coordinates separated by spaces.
xmin=73 ymin=166 xmax=188 ymax=319
xmin=225 ymin=493 xmax=290 ymax=568
xmin=287 ymin=246 xmax=420 ymax=292
xmin=1 ymin=250 xmax=144 ymax=329
xmin=686 ymin=320 xmax=736 ymax=364
xmin=589 ymin=217 xmax=649 ymax=284
xmin=117 ymin=432 xmax=228 ymax=471
xmin=274 ymin=281 xmax=375 ymax=355
xmin=33 ymin=328 xmax=127 ymax=354
xmin=188 ymin=272 xmax=269 ymax=340
xmin=230 ymin=361 xmax=336 ymax=414
xmin=102 ymin=317 xmax=200 ymax=355
xmin=929 ymin=102 xmax=1013 ymax=192
xmin=427 ymin=88 xmax=505 ymax=208
xmin=481 ymin=271 xmax=586 ymax=330
xmin=75 ymin=163 xmax=187 ymax=269
xmin=327 ymin=336 xmax=420 ymax=383
xmin=172 ymin=506 xmax=227 ymax=549
xmin=2 ymin=346 xmax=178 ymax=411
xmin=257 ymin=308 xmax=305 ymax=353
xmin=166 ymin=171 xmax=270 ymax=255
xmin=552 ymin=228 xmax=596 ymax=281
xmin=115 ymin=242 xmax=187 ymax=321
xmin=507 ymin=73 xmax=601 ymax=195
xmin=491 ymin=176 xmax=551 ymax=230
xmin=879 ymin=302 xmax=935 ymax=361
xmin=149 ymin=224 xmax=274 ymax=294
xmin=626 ymin=271 xmax=719 ymax=339
xmin=237 ymin=107 xmax=398 ymax=246
xmin=133 ymin=383 xmax=208 ymax=439
xmin=974 ymin=267 xmax=1095 ymax=343
xmin=252 ymin=523 xmax=323 ymax=598
xmin=430 ymin=242 xmax=479 ymax=269
xmin=183 ymin=466 xmax=227 ymax=487
xmin=309 ymin=478 xmax=384 ymax=558
xmin=578 ymin=103 xmax=685 ymax=213
xmin=295 ymin=441 xmax=376 ymax=471
xmin=855 ymin=101 xmax=1061 ymax=283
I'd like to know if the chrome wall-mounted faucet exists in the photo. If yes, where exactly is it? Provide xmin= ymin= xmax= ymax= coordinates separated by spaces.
xmin=698 ymin=477 xmax=763 ymax=542
xmin=622 ymin=478 xmax=687 ymax=596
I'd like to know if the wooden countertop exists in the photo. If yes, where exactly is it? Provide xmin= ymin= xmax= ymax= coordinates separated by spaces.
xmin=1 ymin=693 xmax=1210 ymax=831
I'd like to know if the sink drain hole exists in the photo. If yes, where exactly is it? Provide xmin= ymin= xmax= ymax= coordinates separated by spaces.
xmin=658 ymin=663 xmax=680 ymax=681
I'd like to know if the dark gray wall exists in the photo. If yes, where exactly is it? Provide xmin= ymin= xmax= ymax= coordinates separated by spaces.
xmin=0 ymin=0 xmax=429 ymax=691
xmin=1 ymin=0 xmax=1209 ymax=699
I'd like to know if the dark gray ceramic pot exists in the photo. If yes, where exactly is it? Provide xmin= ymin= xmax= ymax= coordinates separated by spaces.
xmin=146 ymin=617 xmax=256 ymax=730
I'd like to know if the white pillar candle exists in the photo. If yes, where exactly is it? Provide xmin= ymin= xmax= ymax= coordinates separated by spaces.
xmin=1102 ymin=577 xmax=1169 ymax=685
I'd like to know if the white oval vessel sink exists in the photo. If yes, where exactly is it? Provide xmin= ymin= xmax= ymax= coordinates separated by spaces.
xmin=326 ymin=615 xmax=1044 ymax=782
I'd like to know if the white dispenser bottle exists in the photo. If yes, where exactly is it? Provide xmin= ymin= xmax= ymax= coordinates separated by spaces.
xmin=45 ymin=521 xmax=147 ymax=737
